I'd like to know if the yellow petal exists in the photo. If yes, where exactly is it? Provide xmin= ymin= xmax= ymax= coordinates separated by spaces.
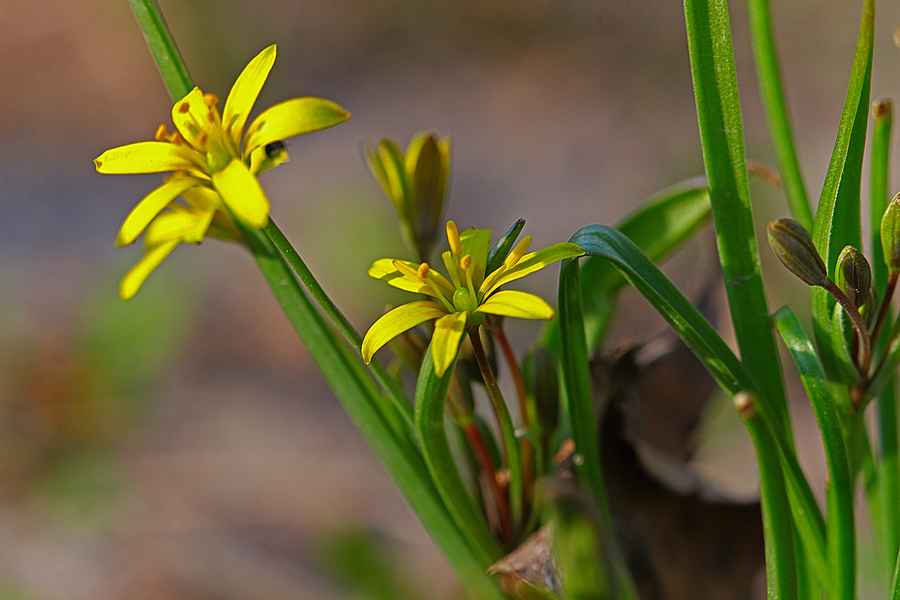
xmin=211 ymin=159 xmax=270 ymax=228
xmin=368 ymin=258 xmax=430 ymax=293
xmin=431 ymin=311 xmax=467 ymax=376
xmin=119 ymin=239 xmax=181 ymax=300
xmin=94 ymin=141 xmax=201 ymax=174
xmin=481 ymin=242 xmax=585 ymax=296
xmin=116 ymin=177 xmax=201 ymax=246
xmin=144 ymin=208 xmax=210 ymax=247
xmin=171 ymin=88 xmax=213 ymax=150
xmin=223 ymin=45 xmax=277 ymax=144
xmin=362 ymin=301 xmax=447 ymax=363
xmin=476 ymin=289 xmax=554 ymax=320
xmin=243 ymin=97 xmax=351 ymax=155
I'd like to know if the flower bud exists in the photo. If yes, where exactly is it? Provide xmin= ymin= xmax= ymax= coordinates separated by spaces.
xmin=880 ymin=192 xmax=900 ymax=273
xmin=767 ymin=218 xmax=828 ymax=287
xmin=364 ymin=132 xmax=451 ymax=261
xmin=835 ymin=246 xmax=872 ymax=311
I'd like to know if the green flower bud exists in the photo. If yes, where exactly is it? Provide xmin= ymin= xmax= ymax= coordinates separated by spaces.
xmin=880 ymin=192 xmax=900 ymax=272
xmin=767 ymin=218 xmax=828 ymax=287
xmin=522 ymin=347 xmax=560 ymax=435
xmin=364 ymin=132 xmax=451 ymax=261
xmin=407 ymin=133 xmax=451 ymax=255
xmin=835 ymin=246 xmax=872 ymax=311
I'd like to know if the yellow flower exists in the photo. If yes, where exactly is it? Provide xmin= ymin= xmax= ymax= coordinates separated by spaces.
xmin=362 ymin=221 xmax=584 ymax=376
xmin=94 ymin=45 xmax=350 ymax=299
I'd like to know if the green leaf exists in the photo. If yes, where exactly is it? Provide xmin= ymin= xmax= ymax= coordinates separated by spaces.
xmin=569 ymin=225 xmax=751 ymax=395
xmin=773 ymin=306 xmax=855 ymax=598
xmin=684 ymin=0 xmax=790 ymax=438
xmin=557 ymin=251 xmax=637 ymax=600
xmin=810 ymin=0 xmax=875 ymax=379
xmin=747 ymin=0 xmax=813 ymax=230
xmin=127 ymin=0 xmax=193 ymax=100
xmin=542 ymin=177 xmax=711 ymax=354
xmin=414 ymin=338 xmax=504 ymax=567
xmin=239 ymin=224 xmax=505 ymax=599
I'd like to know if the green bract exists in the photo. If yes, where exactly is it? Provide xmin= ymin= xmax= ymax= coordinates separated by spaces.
xmin=362 ymin=221 xmax=584 ymax=376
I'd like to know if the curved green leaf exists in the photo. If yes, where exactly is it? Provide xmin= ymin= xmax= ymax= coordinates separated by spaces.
xmin=569 ymin=225 xmax=751 ymax=395
xmin=542 ymin=177 xmax=711 ymax=354
xmin=414 ymin=338 xmax=503 ymax=567
xmin=773 ymin=306 xmax=855 ymax=598
xmin=810 ymin=0 xmax=875 ymax=379
xmin=684 ymin=0 xmax=790 ymax=437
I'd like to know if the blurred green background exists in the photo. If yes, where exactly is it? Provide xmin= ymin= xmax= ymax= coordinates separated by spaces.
xmin=1 ymin=0 xmax=898 ymax=597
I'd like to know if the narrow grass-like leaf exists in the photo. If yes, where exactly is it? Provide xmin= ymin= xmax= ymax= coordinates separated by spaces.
xmin=684 ymin=0 xmax=790 ymax=438
xmin=239 ymin=225 xmax=505 ymax=597
xmin=557 ymin=254 xmax=637 ymax=600
xmin=542 ymin=177 xmax=711 ymax=354
xmin=869 ymin=99 xmax=900 ymax=573
xmin=773 ymin=306 xmax=855 ymax=599
xmin=414 ymin=341 xmax=504 ymax=567
xmin=570 ymin=225 xmax=751 ymax=395
xmin=571 ymin=224 xmax=817 ymax=596
xmin=891 ymin=544 xmax=900 ymax=600
xmin=810 ymin=0 xmax=875 ymax=379
xmin=747 ymin=0 xmax=813 ymax=230
xmin=127 ymin=0 xmax=193 ymax=100
xmin=733 ymin=392 xmax=798 ymax=600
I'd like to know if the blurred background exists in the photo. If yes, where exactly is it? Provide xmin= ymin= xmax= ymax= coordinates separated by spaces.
xmin=1 ymin=0 xmax=899 ymax=597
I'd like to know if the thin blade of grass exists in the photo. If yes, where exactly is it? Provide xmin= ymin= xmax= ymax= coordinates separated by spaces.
xmin=773 ymin=306 xmax=855 ymax=599
xmin=683 ymin=0 xmax=790 ymax=438
xmin=414 ymin=344 xmax=504 ymax=567
xmin=542 ymin=177 xmax=711 ymax=354
xmin=747 ymin=0 xmax=813 ymax=230
xmin=810 ymin=0 xmax=875 ymax=379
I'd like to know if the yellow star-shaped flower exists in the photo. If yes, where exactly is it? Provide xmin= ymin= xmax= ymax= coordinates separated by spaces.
xmin=94 ymin=45 xmax=350 ymax=299
xmin=362 ymin=221 xmax=584 ymax=376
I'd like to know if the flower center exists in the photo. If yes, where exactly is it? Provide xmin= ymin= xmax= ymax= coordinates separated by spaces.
xmin=452 ymin=288 xmax=478 ymax=313
xmin=176 ymin=93 xmax=240 ymax=173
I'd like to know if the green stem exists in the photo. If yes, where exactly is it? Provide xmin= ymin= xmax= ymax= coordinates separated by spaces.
xmin=746 ymin=0 xmax=813 ymax=231
xmin=870 ymin=99 xmax=900 ymax=575
xmin=237 ymin=222 xmax=504 ymax=597
xmin=127 ymin=0 xmax=193 ymax=100
xmin=468 ymin=324 xmax=524 ymax=534
xmin=263 ymin=221 xmax=413 ymax=427
xmin=734 ymin=392 xmax=798 ymax=600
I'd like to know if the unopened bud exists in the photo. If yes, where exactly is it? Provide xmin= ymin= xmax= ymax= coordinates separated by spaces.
xmin=835 ymin=246 xmax=872 ymax=310
xmin=767 ymin=218 xmax=828 ymax=287
xmin=880 ymin=192 xmax=900 ymax=272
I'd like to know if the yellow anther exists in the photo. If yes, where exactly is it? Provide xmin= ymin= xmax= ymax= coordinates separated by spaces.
xmin=447 ymin=221 xmax=462 ymax=255
xmin=203 ymin=93 xmax=219 ymax=107
xmin=417 ymin=263 xmax=430 ymax=279
xmin=460 ymin=254 xmax=472 ymax=270
xmin=155 ymin=124 xmax=168 ymax=141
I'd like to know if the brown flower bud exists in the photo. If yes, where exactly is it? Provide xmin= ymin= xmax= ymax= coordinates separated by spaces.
xmin=767 ymin=218 xmax=828 ymax=287
xmin=835 ymin=246 xmax=872 ymax=311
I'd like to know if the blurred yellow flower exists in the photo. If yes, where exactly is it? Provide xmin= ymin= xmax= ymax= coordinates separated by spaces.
xmin=94 ymin=45 xmax=350 ymax=299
